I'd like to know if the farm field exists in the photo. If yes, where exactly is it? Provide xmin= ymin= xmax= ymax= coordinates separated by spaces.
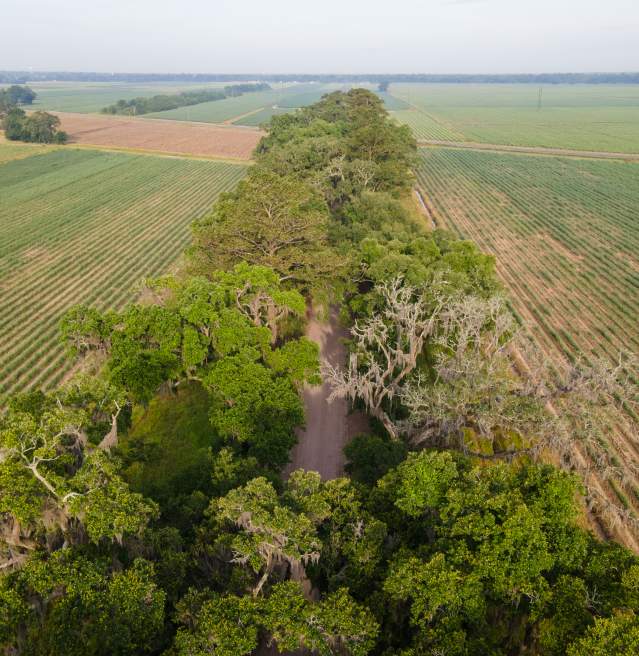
xmin=144 ymin=83 xmax=331 ymax=123
xmin=416 ymin=147 xmax=639 ymax=367
xmin=0 ymin=145 xmax=247 ymax=399
xmin=28 ymin=81 xmax=233 ymax=113
xmin=0 ymin=136 xmax=58 ymax=164
xmin=417 ymin=146 xmax=639 ymax=534
xmin=53 ymin=112 xmax=262 ymax=160
xmin=233 ymin=106 xmax=290 ymax=127
xmin=390 ymin=84 xmax=639 ymax=152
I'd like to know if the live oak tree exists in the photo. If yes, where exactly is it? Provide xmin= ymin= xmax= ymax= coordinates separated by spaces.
xmin=374 ymin=450 xmax=639 ymax=655
xmin=172 ymin=582 xmax=378 ymax=656
xmin=0 ymin=553 xmax=165 ymax=655
xmin=212 ymin=475 xmax=323 ymax=597
xmin=0 ymin=379 xmax=155 ymax=572
xmin=190 ymin=168 xmax=343 ymax=289
xmin=256 ymin=89 xmax=416 ymax=211
xmin=62 ymin=269 xmax=319 ymax=469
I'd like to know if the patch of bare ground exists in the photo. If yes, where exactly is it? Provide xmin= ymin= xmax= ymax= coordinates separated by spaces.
xmin=538 ymin=232 xmax=584 ymax=265
xmin=615 ymin=251 xmax=639 ymax=273
xmin=53 ymin=112 xmax=263 ymax=161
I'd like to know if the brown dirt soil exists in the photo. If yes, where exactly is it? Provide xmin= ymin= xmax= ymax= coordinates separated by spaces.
xmin=286 ymin=307 xmax=369 ymax=480
xmin=53 ymin=112 xmax=263 ymax=161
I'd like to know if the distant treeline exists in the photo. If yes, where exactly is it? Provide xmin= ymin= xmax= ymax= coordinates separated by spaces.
xmin=3 ymin=70 xmax=639 ymax=84
xmin=101 ymin=82 xmax=271 ymax=116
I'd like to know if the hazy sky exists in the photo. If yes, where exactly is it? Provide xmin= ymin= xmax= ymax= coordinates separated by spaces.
xmin=3 ymin=0 xmax=638 ymax=74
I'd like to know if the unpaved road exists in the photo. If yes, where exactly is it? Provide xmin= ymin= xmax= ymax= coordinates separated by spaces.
xmin=419 ymin=139 xmax=639 ymax=161
xmin=286 ymin=307 xmax=368 ymax=479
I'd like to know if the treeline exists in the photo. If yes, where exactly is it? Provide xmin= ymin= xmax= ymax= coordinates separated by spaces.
xmin=0 ymin=89 xmax=638 ymax=655
xmin=4 ymin=70 xmax=639 ymax=84
xmin=101 ymin=82 xmax=271 ymax=115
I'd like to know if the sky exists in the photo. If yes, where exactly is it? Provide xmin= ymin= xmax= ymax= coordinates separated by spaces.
xmin=3 ymin=0 xmax=638 ymax=74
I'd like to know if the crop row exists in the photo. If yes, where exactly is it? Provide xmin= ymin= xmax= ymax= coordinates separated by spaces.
xmin=416 ymin=148 xmax=639 ymax=366
xmin=416 ymin=146 xmax=639 ymax=522
xmin=0 ymin=148 xmax=247 ymax=399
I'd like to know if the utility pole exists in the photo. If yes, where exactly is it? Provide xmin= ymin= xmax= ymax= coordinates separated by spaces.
xmin=537 ymin=86 xmax=543 ymax=111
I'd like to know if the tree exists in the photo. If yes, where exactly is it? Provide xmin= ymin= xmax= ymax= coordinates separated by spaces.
xmin=0 ymin=85 xmax=36 ymax=105
xmin=190 ymin=168 xmax=343 ymax=288
xmin=372 ymin=452 xmax=603 ymax=655
xmin=22 ymin=111 xmax=68 ymax=143
xmin=0 ymin=554 xmax=165 ymax=655
xmin=173 ymin=591 xmax=260 ymax=656
xmin=0 ymin=379 xmax=156 ymax=570
xmin=325 ymin=278 xmax=448 ymax=438
xmin=214 ymin=476 xmax=322 ymax=597
xmin=567 ymin=612 xmax=639 ymax=656
xmin=173 ymin=582 xmax=378 ymax=656
xmin=1 ymin=107 xmax=67 ymax=144
xmin=1 ymin=106 xmax=26 ymax=140
xmin=256 ymin=89 xmax=417 ymax=211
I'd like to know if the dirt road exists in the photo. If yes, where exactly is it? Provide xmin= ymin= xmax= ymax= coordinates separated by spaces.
xmin=286 ymin=307 xmax=368 ymax=480
xmin=419 ymin=139 xmax=639 ymax=161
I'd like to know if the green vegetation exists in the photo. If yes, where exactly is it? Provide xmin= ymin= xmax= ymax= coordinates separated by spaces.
xmin=0 ymin=148 xmax=246 ymax=399
xmin=389 ymin=83 xmax=639 ymax=152
xmin=232 ymin=105 xmax=290 ymax=126
xmin=101 ymin=83 xmax=271 ymax=116
xmin=0 ymin=137 xmax=56 ymax=164
xmin=0 ymin=85 xmax=36 ymax=110
xmin=144 ymin=83 xmax=336 ymax=123
xmin=27 ymin=81 xmax=231 ymax=113
xmin=2 ymin=107 xmax=68 ymax=143
xmin=0 ymin=89 xmax=638 ymax=656
xmin=416 ymin=148 xmax=639 ymax=363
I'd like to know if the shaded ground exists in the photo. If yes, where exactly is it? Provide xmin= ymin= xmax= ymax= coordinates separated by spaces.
xmin=286 ymin=307 xmax=369 ymax=480
xmin=53 ymin=111 xmax=263 ymax=160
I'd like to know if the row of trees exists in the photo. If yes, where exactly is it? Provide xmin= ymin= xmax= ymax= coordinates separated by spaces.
xmin=101 ymin=83 xmax=271 ymax=116
xmin=0 ymin=89 xmax=638 ymax=654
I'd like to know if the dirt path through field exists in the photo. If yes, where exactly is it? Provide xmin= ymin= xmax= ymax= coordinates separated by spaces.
xmin=223 ymin=106 xmax=266 ymax=124
xmin=419 ymin=139 xmax=639 ymax=161
xmin=286 ymin=307 xmax=368 ymax=479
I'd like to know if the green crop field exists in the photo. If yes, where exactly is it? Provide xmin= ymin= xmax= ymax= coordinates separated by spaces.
xmin=0 ymin=137 xmax=58 ymax=164
xmin=416 ymin=147 xmax=639 ymax=367
xmin=144 ymin=83 xmax=329 ymax=123
xmin=390 ymin=84 xmax=639 ymax=152
xmin=0 ymin=145 xmax=247 ymax=399
xmin=233 ymin=106 xmax=291 ymax=127
xmin=28 ymin=81 xmax=232 ymax=114
xmin=390 ymin=108 xmax=465 ymax=140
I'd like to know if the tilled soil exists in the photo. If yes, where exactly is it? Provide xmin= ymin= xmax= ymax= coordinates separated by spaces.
xmin=53 ymin=112 xmax=263 ymax=160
